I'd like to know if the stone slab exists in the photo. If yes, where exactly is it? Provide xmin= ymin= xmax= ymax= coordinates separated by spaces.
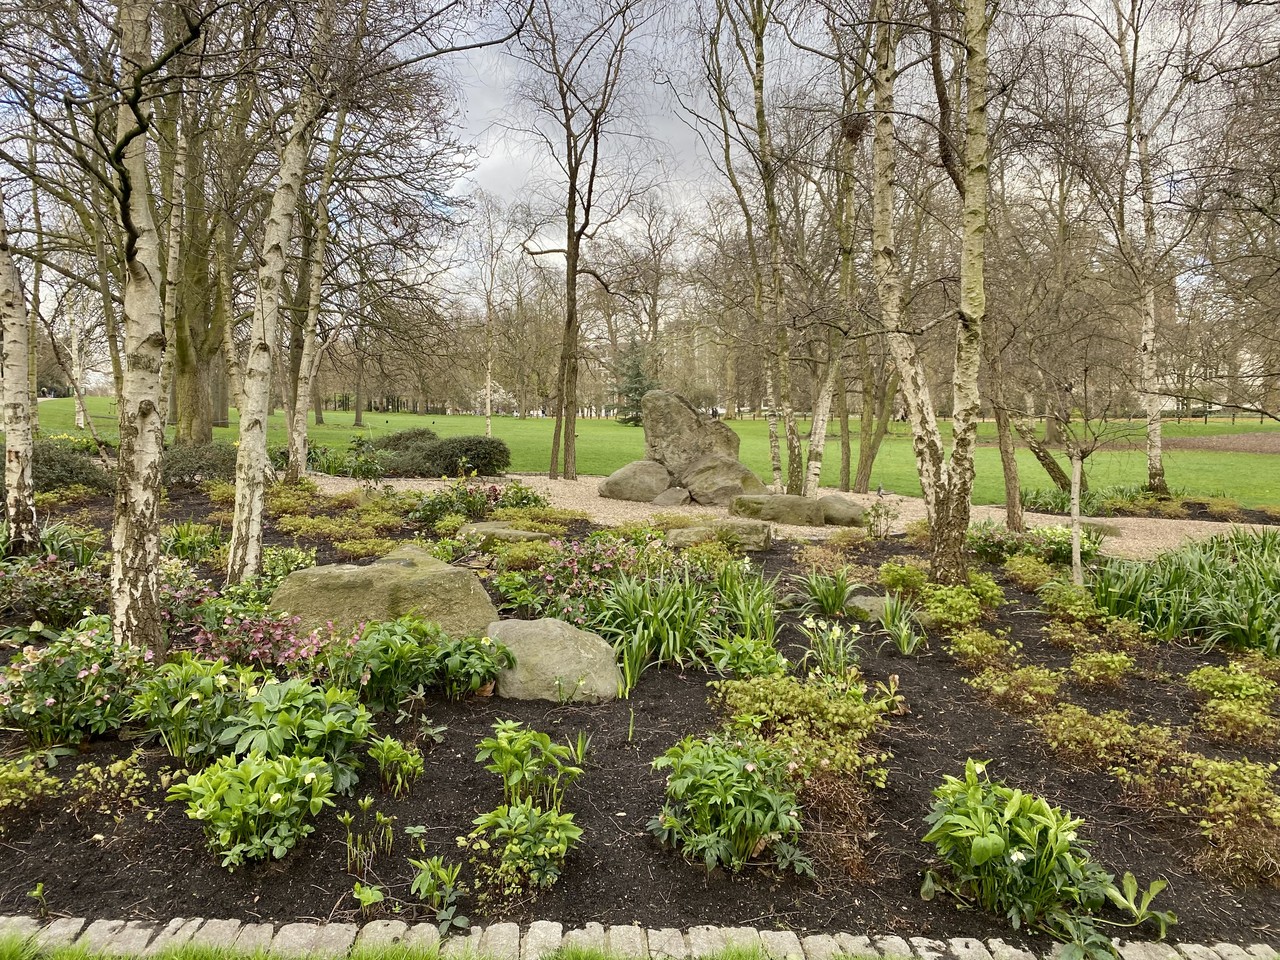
xmin=760 ymin=929 xmax=805 ymax=960
xmin=874 ymin=936 xmax=914 ymax=960
xmin=947 ymin=938 xmax=993 ymax=960
xmin=441 ymin=926 xmax=483 ymax=958
xmin=522 ymin=921 xmax=564 ymax=960
xmin=482 ymin=923 xmax=522 ymax=960
xmin=986 ymin=940 xmax=1036 ymax=960
xmin=77 ymin=919 xmax=127 ymax=953
xmin=688 ymin=925 xmax=728 ymax=957
xmin=835 ymin=934 xmax=877 ymax=958
xmin=188 ymin=918 xmax=244 ymax=950
xmin=34 ymin=918 xmax=88 ymax=948
xmin=234 ymin=922 xmax=277 ymax=954
xmin=562 ymin=923 xmax=607 ymax=953
xmin=143 ymin=918 xmax=204 ymax=956
xmin=721 ymin=928 xmax=762 ymax=951
xmin=606 ymin=925 xmax=648 ymax=959
xmin=356 ymin=920 xmax=410 ymax=950
xmin=0 ymin=916 xmax=39 ymax=940
xmin=803 ymin=934 xmax=841 ymax=960
xmin=649 ymin=928 xmax=691 ymax=959
xmin=911 ymin=937 xmax=949 ymax=960
xmin=402 ymin=923 xmax=443 ymax=952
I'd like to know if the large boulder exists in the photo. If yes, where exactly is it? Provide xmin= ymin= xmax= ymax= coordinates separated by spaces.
xmin=641 ymin=390 xmax=740 ymax=480
xmin=819 ymin=494 xmax=867 ymax=527
xmin=666 ymin=518 xmax=772 ymax=552
xmin=488 ymin=618 xmax=621 ymax=703
xmin=682 ymin=455 xmax=768 ymax=506
xmin=598 ymin=459 xmax=672 ymax=502
xmin=270 ymin=544 xmax=498 ymax=636
xmin=730 ymin=493 xmax=825 ymax=527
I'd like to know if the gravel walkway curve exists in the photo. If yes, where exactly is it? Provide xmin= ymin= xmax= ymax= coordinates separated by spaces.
xmin=311 ymin=474 xmax=1266 ymax=561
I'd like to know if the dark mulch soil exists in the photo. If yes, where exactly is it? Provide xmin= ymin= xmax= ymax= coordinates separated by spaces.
xmin=3 ymin=491 xmax=1279 ymax=946
xmin=1026 ymin=499 xmax=1279 ymax=527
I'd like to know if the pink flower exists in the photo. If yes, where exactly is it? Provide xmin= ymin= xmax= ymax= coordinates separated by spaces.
xmin=44 ymin=697 xmax=56 ymax=706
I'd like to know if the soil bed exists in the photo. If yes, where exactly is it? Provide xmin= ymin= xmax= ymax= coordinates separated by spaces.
xmin=2 ymin=489 xmax=1278 ymax=947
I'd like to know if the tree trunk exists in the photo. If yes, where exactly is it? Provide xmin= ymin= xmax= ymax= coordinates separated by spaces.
xmin=764 ymin=363 xmax=784 ymax=488
xmin=1070 ymin=449 xmax=1084 ymax=586
xmin=311 ymin=376 xmax=324 ymax=425
xmin=803 ymin=343 xmax=842 ymax=496
xmin=837 ymin=379 xmax=851 ymax=492
xmin=1013 ymin=416 xmax=1080 ymax=493
xmin=227 ymin=80 xmax=324 ymax=583
xmin=286 ymin=107 xmax=346 ymax=484
xmin=0 ymin=187 xmax=38 ymax=553
xmin=110 ymin=0 xmax=171 ymax=652
xmin=991 ymin=380 xmax=1023 ymax=532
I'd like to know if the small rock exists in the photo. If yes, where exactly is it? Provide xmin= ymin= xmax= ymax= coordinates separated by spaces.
xmin=605 ymin=926 xmax=648 ymax=959
xmin=490 ymin=618 xmax=622 ymax=703
xmin=522 ymin=920 xmax=564 ymax=960
xmin=802 ymin=934 xmax=841 ymax=960
xmin=648 ymin=928 xmax=690 ymax=960
xmin=760 ymin=930 xmax=805 ymax=960
xmin=481 ymin=923 xmax=522 ymax=960
xmin=683 ymin=456 xmax=768 ymax=506
xmin=652 ymin=486 xmax=692 ymax=506
xmin=355 ymin=921 xmax=409 ymax=950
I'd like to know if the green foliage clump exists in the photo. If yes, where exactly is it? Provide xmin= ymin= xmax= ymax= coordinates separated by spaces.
xmin=878 ymin=560 xmax=928 ymax=594
xmin=922 ymin=759 xmax=1175 ymax=955
xmin=461 ymin=799 xmax=583 ymax=902
xmin=921 ymin=584 xmax=985 ymax=631
xmin=218 ymin=677 xmax=374 ymax=794
xmin=130 ymin=654 xmax=264 ymax=765
xmin=167 ymin=752 xmax=335 ymax=870
xmin=714 ymin=672 xmax=898 ymax=785
xmin=0 ymin=553 xmax=110 ymax=630
xmin=649 ymin=733 xmax=812 ymax=876
xmin=0 ymin=756 xmax=60 ymax=830
xmin=161 ymin=521 xmax=225 ymax=562
xmin=1198 ymin=698 xmax=1278 ymax=745
xmin=419 ymin=436 xmax=511 ymax=477
xmin=68 ymin=753 xmax=152 ymax=819
xmin=1186 ymin=663 xmax=1278 ymax=703
xmin=333 ymin=537 xmax=398 ymax=560
xmin=944 ymin=627 xmax=1017 ymax=669
xmin=0 ymin=437 xmax=114 ymax=495
xmin=0 ymin=616 xmax=146 ymax=748
xmin=476 ymin=720 xmax=584 ymax=809
xmin=1003 ymin=554 xmax=1058 ymax=591
xmin=162 ymin=442 xmax=239 ymax=488
xmin=1039 ymin=580 xmax=1104 ymax=624
xmin=1070 ymin=651 xmax=1135 ymax=688
xmin=368 ymin=736 xmax=425 ymax=798
xmin=1090 ymin=528 xmax=1280 ymax=654
xmin=433 ymin=513 xmax=470 ymax=537
xmin=967 ymin=520 xmax=1102 ymax=566
xmin=490 ymin=539 xmax=558 ymax=572
xmin=966 ymin=665 xmax=1062 ymax=714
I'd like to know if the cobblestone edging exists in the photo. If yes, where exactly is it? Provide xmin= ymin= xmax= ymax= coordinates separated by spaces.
xmin=0 ymin=916 xmax=1275 ymax=960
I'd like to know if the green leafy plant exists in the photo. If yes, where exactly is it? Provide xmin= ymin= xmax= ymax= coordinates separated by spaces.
xmin=407 ymin=850 xmax=469 ymax=934
xmin=1003 ymin=554 xmax=1058 ymax=592
xmin=792 ymin=568 xmax=865 ymax=619
xmin=461 ymin=799 xmax=582 ymax=903
xmin=1186 ymin=663 xmax=1277 ymax=702
xmin=922 ymin=759 xmax=1175 ymax=957
xmin=0 ymin=615 xmax=146 ymax=748
xmin=966 ymin=665 xmax=1062 ymax=714
xmin=878 ymin=560 xmax=928 ymax=594
xmin=475 ymin=720 xmax=584 ymax=810
xmin=218 ymin=678 xmax=373 ymax=794
xmin=944 ymin=627 xmax=1017 ymax=669
xmin=167 ymin=752 xmax=335 ymax=870
xmin=797 ymin=616 xmax=861 ymax=686
xmin=864 ymin=501 xmax=899 ymax=539
xmin=368 ymin=736 xmax=425 ymax=798
xmin=26 ymin=881 xmax=48 ymax=919
xmin=67 ymin=753 xmax=153 ymax=820
xmin=878 ymin=592 xmax=925 ymax=655
xmin=649 ymin=733 xmax=812 ymax=876
xmin=1070 ymin=651 xmax=1135 ymax=688
xmin=351 ymin=881 xmax=386 ymax=917
xmin=921 ymin=584 xmax=985 ymax=631
xmin=338 ymin=794 xmax=395 ymax=877
xmin=0 ymin=756 xmax=60 ymax=831
xmin=130 ymin=655 xmax=263 ymax=764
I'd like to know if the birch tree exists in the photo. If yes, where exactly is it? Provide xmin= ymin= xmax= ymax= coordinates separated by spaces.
xmin=0 ymin=185 xmax=37 ymax=552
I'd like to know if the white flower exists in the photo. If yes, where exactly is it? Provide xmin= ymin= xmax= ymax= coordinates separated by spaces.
xmin=269 ymin=792 xmax=283 ymax=804
xmin=304 ymin=773 xmax=315 ymax=784
xmin=973 ymin=762 xmax=986 ymax=775
xmin=1009 ymin=850 xmax=1027 ymax=863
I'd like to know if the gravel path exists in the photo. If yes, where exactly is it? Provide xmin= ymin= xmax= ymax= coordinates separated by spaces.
xmin=312 ymin=474 xmax=1265 ymax=560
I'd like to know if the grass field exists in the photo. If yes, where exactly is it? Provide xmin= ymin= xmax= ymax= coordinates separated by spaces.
xmin=28 ymin=396 xmax=1280 ymax=508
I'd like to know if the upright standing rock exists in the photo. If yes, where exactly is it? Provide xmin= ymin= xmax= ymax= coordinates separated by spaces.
xmin=641 ymin=390 xmax=741 ymax=479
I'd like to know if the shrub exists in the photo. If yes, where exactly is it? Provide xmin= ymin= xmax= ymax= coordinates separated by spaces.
xmin=1039 ymin=579 xmax=1103 ymax=624
xmin=371 ymin=427 xmax=440 ymax=451
xmin=967 ymin=520 xmax=1101 ymax=566
xmin=964 ymin=572 xmax=1006 ymax=609
xmin=792 ymin=568 xmax=865 ymax=619
xmin=462 ymin=799 xmax=583 ymax=901
xmin=922 ymin=759 xmax=1174 ymax=953
xmin=649 ymin=733 xmax=812 ymax=875
xmin=433 ymin=513 xmax=469 ymax=537
xmin=0 ymin=616 xmax=147 ymax=748
xmin=409 ymin=479 xmax=503 ymax=527
xmin=333 ymin=537 xmax=398 ymax=560
xmin=0 ymin=554 xmax=110 ymax=630
xmin=491 ymin=539 xmax=558 ymax=572
xmin=494 ymin=479 xmax=549 ymax=510
xmin=1186 ymin=663 xmax=1277 ymax=703
xmin=944 ymin=628 xmax=1017 ymax=669
xmin=193 ymin=610 xmax=328 ymax=671
xmin=476 ymin=720 xmax=584 ymax=809
xmin=1 ymin=438 xmax=114 ymax=495
xmin=1199 ymin=698 xmax=1278 ymax=744
xmin=922 ymin=585 xmax=985 ymax=631
xmin=1070 ymin=651 xmax=1134 ymax=688
xmin=489 ymin=505 xmax=587 ymax=534
xmin=419 ymin=436 xmax=511 ymax=478
xmin=162 ymin=521 xmax=225 ymax=562
xmin=368 ymin=736 xmax=425 ymax=798
xmin=162 ymin=442 xmax=239 ymax=488
xmin=168 ymin=752 xmax=335 ymax=870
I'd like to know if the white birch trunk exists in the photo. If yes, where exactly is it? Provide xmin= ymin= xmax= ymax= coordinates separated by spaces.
xmin=227 ymin=86 xmax=325 ymax=582
xmin=110 ymin=0 xmax=170 ymax=651
xmin=286 ymin=107 xmax=347 ymax=484
xmin=0 ymin=188 xmax=38 ymax=552
xmin=803 ymin=346 xmax=843 ymax=497
xmin=1070 ymin=450 xmax=1084 ymax=586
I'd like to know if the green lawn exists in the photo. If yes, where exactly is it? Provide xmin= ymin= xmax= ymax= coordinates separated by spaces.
xmin=29 ymin=397 xmax=1280 ymax=508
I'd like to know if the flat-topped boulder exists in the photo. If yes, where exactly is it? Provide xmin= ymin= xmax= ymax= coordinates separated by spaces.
xmin=488 ymin=618 xmax=621 ymax=703
xmin=652 ymin=486 xmax=691 ymax=506
xmin=642 ymin=390 xmax=741 ymax=480
xmin=730 ymin=493 xmax=825 ymax=527
xmin=819 ymin=494 xmax=867 ymax=527
xmin=456 ymin=521 xmax=552 ymax=546
xmin=270 ymin=544 xmax=498 ymax=636
xmin=666 ymin=518 xmax=772 ymax=552
xmin=597 ymin=459 xmax=673 ymax=502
